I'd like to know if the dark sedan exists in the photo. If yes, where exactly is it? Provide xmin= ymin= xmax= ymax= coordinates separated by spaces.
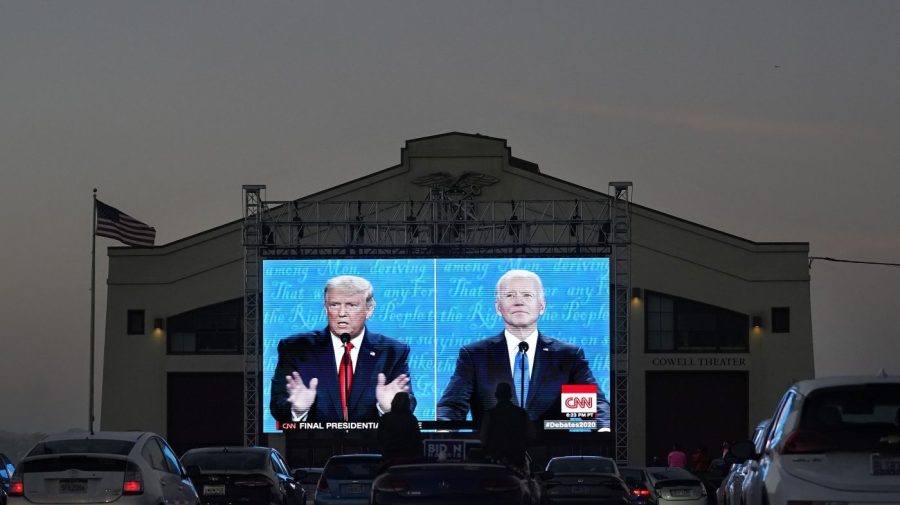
xmin=182 ymin=446 xmax=305 ymax=505
xmin=620 ymin=467 xmax=653 ymax=505
xmin=542 ymin=456 xmax=630 ymax=505
xmin=371 ymin=462 xmax=540 ymax=505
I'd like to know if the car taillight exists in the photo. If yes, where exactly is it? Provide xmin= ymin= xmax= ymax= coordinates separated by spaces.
xmin=631 ymin=487 xmax=650 ymax=497
xmin=781 ymin=430 xmax=832 ymax=454
xmin=123 ymin=461 xmax=143 ymax=495
xmin=9 ymin=479 xmax=24 ymax=496
xmin=374 ymin=478 xmax=408 ymax=492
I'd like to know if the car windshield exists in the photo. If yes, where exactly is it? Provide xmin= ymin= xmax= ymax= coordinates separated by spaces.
xmin=619 ymin=468 xmax=646 ymax=487
xmin=547 ymin=458 xmax=616 ymax=474
xmin=799 ymin=383 xmax=900 ymax=451
xmin=182 ymin=451 xmax=268 ymax=471
xmin=28 ymin=439 xmax=135 ymax=456
xmin=324 ymin=459 xmax=380 ymax=480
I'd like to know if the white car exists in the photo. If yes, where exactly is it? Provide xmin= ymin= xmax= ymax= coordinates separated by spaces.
xmin=644 ymin=467 xmax=708 ymax=505
xmin=731 ymin=374 xmax=900 ymax=505
xmin=7 ymin=431 xmax=199 ymax=505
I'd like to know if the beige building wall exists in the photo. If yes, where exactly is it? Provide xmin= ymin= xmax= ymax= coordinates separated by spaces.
xmin=101 ymin=133 xmax=813 ymax=464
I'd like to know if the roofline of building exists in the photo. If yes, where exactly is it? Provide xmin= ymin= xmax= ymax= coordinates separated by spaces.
xmin=108 ymin=133 xmax=808 ymax=253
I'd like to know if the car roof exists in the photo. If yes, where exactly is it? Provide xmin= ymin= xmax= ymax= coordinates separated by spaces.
xmin=39 ymin=431 xmax=154 ymax=442
xmin=548 ymin=455 xmax=614 ymax=461
xmin=326 ymin=453 xmax=381 ymax=460
xmin=182 ymin=446 xmax=271 ymax=454
xmin=791 ymin=374 xmax=900 ymax=395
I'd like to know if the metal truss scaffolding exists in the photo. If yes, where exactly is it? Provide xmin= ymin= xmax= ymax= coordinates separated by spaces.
xmin=609 ymin=182 xmax=632 ymax=464
xmin=242 ymin=186 xmax=631 ymax=453
xmin=242 ymin=185 xmax=265 ymax=447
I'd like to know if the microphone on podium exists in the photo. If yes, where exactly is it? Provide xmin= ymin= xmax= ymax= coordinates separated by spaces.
xmin=517 ymin=341 xmax=529 ymax=407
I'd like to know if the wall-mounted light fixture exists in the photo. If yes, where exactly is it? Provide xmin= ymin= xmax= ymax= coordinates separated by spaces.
xmin=751 ymin=316 xmax=763 ymax=329
xmin=632 ymin=287 xmax=642 ymax=300
xmin=153 ymin=318 xmax=166 ymax=332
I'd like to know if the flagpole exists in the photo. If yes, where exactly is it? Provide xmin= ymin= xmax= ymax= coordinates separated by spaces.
xmin=90 ymin=189 xmax=97 ymax=435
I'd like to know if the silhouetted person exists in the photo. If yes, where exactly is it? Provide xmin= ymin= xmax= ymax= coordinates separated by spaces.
xmin=667 ymin=443 xmax=687 ymax=469
xmin=377 ymin=392 xmax=422 ymax=467
xmin=479 ymin=382 xmax=535 ymax=472
xmin=690 ymin=444 xmax=709 ymax=473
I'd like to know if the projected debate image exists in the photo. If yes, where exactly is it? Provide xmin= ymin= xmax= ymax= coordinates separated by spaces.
xmin=262 ymin=257 xmax=611 ymax=433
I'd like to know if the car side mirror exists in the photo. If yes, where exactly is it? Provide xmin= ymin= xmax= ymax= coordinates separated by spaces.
xmin=292 ymin=469 xmax=308 ymax=481
xmin=185 ymin=465 xmax=202 ymax=479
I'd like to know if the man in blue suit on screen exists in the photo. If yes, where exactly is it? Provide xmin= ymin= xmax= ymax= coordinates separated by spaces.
xmin=270 ymin=275 xmax=413 ymax=424
xmin=437 ymin=269 xmax=610 ymax=429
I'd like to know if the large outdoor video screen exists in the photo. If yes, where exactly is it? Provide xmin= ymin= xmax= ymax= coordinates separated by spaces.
xmin=262 ymin=257 xmax=610 ymax=433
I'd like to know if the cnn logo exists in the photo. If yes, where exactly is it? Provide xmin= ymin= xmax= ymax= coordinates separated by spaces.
xmin=561 ymin=384 xmax=597 ymax=415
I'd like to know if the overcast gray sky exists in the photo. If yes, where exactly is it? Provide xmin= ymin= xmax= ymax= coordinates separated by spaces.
xmin=2 ymin=1 xmax=899 ymax=434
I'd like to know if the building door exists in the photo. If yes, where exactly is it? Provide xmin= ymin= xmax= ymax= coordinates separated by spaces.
xmin=645 ymin=371 xmax=748 ymax=466
xmin=167 ymin=372 xmax=243 ymax=455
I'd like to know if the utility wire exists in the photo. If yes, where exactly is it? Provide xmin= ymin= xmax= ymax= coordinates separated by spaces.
xmin=808 ymin=256 xmax=900 ymax=268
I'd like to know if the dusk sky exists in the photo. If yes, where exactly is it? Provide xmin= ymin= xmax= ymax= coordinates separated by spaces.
xmin=2 ymin=1 xmax=899 ymax=434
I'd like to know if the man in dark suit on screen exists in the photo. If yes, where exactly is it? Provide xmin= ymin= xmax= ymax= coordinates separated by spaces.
xmin=437 ymin=269 xmax=610 ymax=429
xmin=270 ymin=275 xmax=413 ymax=423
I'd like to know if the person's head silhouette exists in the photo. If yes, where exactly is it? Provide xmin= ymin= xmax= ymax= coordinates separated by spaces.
xmin=495 ymin=382 xmax=513 ymax=401
xmin=391 ymin=391 xmax=412 ymax=413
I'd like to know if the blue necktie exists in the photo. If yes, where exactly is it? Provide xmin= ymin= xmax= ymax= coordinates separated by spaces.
xmin=514 ymin=351 xmax=529 ymax=407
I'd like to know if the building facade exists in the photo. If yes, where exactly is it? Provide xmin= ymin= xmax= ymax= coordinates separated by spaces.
xmin=101 ymin=132 xmax=813 ymax=464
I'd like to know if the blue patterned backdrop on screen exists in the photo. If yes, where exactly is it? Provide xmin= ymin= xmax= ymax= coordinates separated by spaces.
xmin=434 ymin=258 xmax=610 ymax=419
xmin=262 ymin=258 xmax=436 ymax=433
xmin=261 ymin=257 xmax=610 ymax=432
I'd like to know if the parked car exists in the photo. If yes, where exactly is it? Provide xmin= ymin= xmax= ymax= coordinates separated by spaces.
xmin=371 ymin=461 xmax=541 ymax=505
xmin=0 ymin=452 xmax=14 ymax=503
xmin=717 ymin=418 xmax=770 ymax=505
xmin=181 ymin=446 xmax=305 ymax=505
xmin=293 ymin=466 xmax=322 ymax=505
xmin=542 ymin=455 xmax=629 ymax=505
xmin=6 ymin=431 xmax=199 ymax=505
xmin=644 ymin=467 xmax=707 ymax=505
xmin=730 ymin=374 xmax=900 ymax=505
xmin=619 ymin=467 xmax=653 ymax=505
xmin=314 ymin=454 xmax=381 ymax=505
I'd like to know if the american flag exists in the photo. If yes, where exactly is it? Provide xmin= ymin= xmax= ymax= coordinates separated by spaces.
xmin=95 ymin=200 xmax=156 ymax=247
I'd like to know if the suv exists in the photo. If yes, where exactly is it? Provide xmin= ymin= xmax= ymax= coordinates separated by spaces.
xmin=7 ymin=431 xmax=199 ymax=505
xmin=731 ymin=374 xmax=900 ymax=504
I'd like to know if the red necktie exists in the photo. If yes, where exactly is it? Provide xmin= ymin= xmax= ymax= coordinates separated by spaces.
xmin=338 ymin=342 xmax=354 ymax=421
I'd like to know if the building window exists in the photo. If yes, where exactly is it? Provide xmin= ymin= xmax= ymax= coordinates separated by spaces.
xmin=167 ymin=299 xmax=242 ymax=355
xmin=127 ymin=310 xmax=145 ymax=335
xmin=645 ymin=291 xmax=749 ymax=352
xmin=771 ymin=307 xmax=790 ymax=333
